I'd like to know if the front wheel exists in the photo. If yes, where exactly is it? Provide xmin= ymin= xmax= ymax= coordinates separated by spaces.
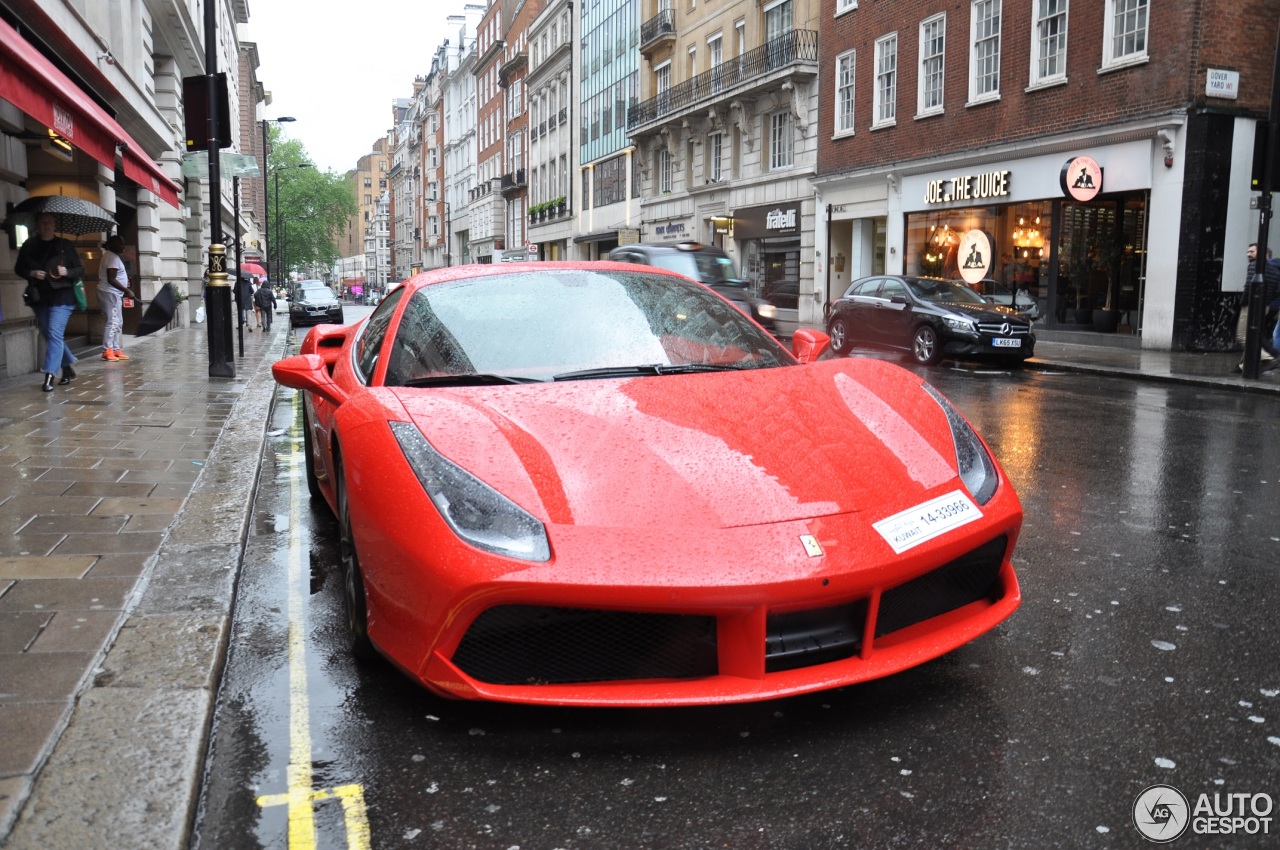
xmin=336 ymin=456 xmax=376 ymax=660
xmin=828 ymin=317 xmax=854 ymax=355
xmin=911 ymin=325 xmax=941 ymax=365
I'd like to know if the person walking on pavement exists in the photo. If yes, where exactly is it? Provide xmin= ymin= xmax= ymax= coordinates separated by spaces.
xmin=234 ymin=271 xmax=254 ymax=331
xmin=16 ymin=212 xmax=83 ymax=391
xmin=253 ymin=277 xmax=277 ymax=331
xmin=98 ymin=234 xmax=134 ymax=361
xmin=249 ymin=278 xmax=263 ymax=330
xmin=1239 ymin=243 xmax=1280 ymax=372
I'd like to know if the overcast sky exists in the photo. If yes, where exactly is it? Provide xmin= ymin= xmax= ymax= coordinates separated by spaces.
xmin=244 ymin=0 xmax=476 ymax=175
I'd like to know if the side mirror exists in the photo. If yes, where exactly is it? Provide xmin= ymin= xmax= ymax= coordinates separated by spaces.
xmin=889 ymin=295 xmax=909 ymax=305
xmin=791 ymin=328 xmax=830 ymax=363
xmin=272 ymin=354 xmax=347 ymax=407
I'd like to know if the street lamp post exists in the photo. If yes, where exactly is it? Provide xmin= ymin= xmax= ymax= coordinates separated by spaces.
xmin=274 ymin=162 xmax=312 ymax=284
xmin=259 ymin=117 xmax=295 ymax=283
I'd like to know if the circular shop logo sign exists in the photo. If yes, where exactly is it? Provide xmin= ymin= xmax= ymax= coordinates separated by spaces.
xmin=1062 ymin=155 xmax=1103 ymax=202
xmin=957 ymin=229 xmax=995 ymax=285
xmin=1133 ymin=784 xmax=1190 ymax=843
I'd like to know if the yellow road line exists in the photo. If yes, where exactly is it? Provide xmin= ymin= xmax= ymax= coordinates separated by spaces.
xmin=256 ymin=395 xmax=371 ymax=850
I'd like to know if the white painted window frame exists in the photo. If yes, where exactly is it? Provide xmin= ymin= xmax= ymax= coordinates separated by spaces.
xmin=917 ymin=13 xmax=946 ymax=118
xmin=873 ymin=33 xmax=898 ymax=129
xmin=967 ymin=0 xmax=1001 ymax=105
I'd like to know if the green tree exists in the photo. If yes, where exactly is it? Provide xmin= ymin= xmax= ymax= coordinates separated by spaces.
xmin=267 ymin=128 xmax=357 ymax=280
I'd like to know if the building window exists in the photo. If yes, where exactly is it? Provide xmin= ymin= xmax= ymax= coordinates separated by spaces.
xmin=969 ymin=0 xmax=1001 ymax=102
xmin=835 ymin=50 xmax=856 ymax=136
xmin=918 ymin=14 xmax=946 ymax=116
xmin=874 ymin=34 xmax=898 ymax=128
xmin=1031 ymin=0 xmax=1068 ymax=85
xmin=1103 ymin=0 xmax=1148 ymax=68
xmin=655 ymin=61 xmax=671 ymax=114
xmin=769 ymin=110 xmax=794 ymax=170
xmin=658 ymin=149 xmax=673 ymax=193
xmin=708 ymin=131 xmax=723 ymax=183
xmin=708 ymin=34 xmax=724 ymax=92
xmin=836 ymin=0 xmax=857 ymax=14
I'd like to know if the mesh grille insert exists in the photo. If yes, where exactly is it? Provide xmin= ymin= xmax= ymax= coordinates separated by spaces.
xmin=452 ymin=605 xmax=718 ymax=685
xmin=875 ymin=535 xmax=1008 ymax=638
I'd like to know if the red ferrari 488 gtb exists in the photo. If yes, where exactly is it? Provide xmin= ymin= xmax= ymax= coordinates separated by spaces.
xmin=272 ymin=262 xmax=1022 ymax=707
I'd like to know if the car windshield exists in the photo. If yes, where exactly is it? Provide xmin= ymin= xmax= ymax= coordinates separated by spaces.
xmin=906 ymin=278 xmax=990 ymax=305
xmin=382 ymin=269 xmax=793 ymax=386
xmin=644 ymin=252 xmax=739 ymax=285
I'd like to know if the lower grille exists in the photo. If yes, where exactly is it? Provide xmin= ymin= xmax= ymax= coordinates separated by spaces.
xmin=765 ymin=601 xmax=867 ymax=672
xmin=451 ymin=605 xmax=718 ymax=685
xmin=875 ymin=536 xmax=1008 ymax=637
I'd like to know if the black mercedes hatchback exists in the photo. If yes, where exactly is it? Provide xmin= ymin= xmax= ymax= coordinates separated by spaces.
xmin=825 ymin=275 xmax=1035 ymax=365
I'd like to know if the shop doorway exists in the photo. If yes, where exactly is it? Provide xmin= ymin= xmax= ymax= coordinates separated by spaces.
xmin=1054 ymin=193 xmax=1147 ymax=332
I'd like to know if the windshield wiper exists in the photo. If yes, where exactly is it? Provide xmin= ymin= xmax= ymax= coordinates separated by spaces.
xmin=402 ymin=373 xmax=544 ymax=388
xmin=553 ymin=363 xmax=747 ymax=382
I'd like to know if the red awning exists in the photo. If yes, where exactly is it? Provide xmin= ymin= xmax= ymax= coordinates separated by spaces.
xmin=0 ymin=19 xmax=181 ymax=207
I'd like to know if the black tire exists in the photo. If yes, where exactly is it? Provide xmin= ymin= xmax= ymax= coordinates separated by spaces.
xmin=911 ymin=324 xmax=942 ymax=365
xmin=301 ymin=404 xmax=323 ymax=501
xmin=336 ymin=455 xmax=377 ymax=660
xmin=828 ymin=316 xmax=854 ymax=355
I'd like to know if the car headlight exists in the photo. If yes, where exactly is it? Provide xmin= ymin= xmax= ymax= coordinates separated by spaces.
xmin=757 ymin=303 xmax=778 ymax=319
xmin=922 ymin=384 xmax=998 ymax=505
xmin=941 ymin=315 xmax=976 ymax=333
xmin=390 ymin=421 xmax=551 ymax=561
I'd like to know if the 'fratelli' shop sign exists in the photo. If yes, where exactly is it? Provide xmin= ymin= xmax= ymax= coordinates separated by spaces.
xmin=923 ymin=171 xmax=1011 ymax=205
xmin=733 ymin=202 xmax=802 ymax=239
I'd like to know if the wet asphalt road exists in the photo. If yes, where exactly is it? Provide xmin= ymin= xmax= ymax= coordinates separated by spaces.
xmin=191 ymin=331 xmax=1280 ymax=850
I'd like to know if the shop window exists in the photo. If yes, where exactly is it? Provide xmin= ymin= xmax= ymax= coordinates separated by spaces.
xmin=763 ymin=247 xmax=800 ymax=310
xmin=918 ymin=14 xmax=946 ymax=116
xmin=1102 ymin=0 xmax=1148 ymax=69
xmin=874 ymin=34 xmax=898 ymax=128
xmin=968 ymin=0 xmax=1001 ymax=103
xmin=1031 ymin=0 xmax=1069 ymax=86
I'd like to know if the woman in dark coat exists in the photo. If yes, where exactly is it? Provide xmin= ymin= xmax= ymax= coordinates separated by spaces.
xmin=15 ymin=212 xmax=84 ymax=391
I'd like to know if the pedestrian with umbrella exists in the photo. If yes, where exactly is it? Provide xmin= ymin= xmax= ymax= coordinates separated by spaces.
xmin=15 ymin=211 xmax=86 ymax=391
xmin=7 ymin=195 xmax=116 ymax=391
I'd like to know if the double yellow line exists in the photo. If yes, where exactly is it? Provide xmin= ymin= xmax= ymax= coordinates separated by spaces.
xmin=256 ymin=394 xmax=372 ymax=849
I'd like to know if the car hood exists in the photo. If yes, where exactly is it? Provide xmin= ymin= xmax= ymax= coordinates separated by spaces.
xmin=935 ymin=301 xmax=1027 ymax=323
xmin=387 ymin=358 xmax=962 ymax=530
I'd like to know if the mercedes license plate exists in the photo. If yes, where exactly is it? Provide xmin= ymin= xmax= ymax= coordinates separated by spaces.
xmin=991 ymin=338 xmax=1021 ymax=348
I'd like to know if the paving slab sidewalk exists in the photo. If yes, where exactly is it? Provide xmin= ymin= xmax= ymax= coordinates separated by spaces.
xmin=0 ymin=319 xmax=286 ymax=849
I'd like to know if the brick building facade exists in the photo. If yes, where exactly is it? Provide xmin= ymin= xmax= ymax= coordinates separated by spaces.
xmin=814 ymin=0 xmax=1280 ymax=350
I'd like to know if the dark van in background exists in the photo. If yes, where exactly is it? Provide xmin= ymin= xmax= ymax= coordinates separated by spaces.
xmin=608 ymin=241 xmax=778 ymax=332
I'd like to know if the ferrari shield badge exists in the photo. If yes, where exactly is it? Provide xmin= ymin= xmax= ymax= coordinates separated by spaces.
xmin=800 ymin=534 xmax=824 ymax=557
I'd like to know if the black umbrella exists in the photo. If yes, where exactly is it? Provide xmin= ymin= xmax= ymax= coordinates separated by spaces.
xmin=5 ymin=194 xmax=116 ymax=236
xmin=134 ymin=283 xmax=177 ymax=337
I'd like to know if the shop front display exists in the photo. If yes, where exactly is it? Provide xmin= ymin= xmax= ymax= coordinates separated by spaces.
xmin=901 ymin=142 xmax=1153 ymax=334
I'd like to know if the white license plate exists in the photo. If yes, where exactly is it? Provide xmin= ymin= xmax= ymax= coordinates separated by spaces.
xmin=991 ymin=338 xmax=1022 ymax=348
